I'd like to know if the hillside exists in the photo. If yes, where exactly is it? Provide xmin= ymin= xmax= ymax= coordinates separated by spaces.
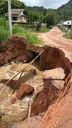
xmin=26 ymin=0 xmax=72 ymax=21
xmin=0 ymin=0 xmax=71 ymax=21
xmin=57 ymin=0 xmax=72 ymax=20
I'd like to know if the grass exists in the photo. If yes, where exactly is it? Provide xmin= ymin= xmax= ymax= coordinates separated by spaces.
xmin=64 ymin=31 xmax=72 ymax=39
xmin=39 ymin=26 xmax=49 ymax=33
xmin=59 ymin=26 xmax=72 ymax=39
xmin=0 ymin=17 xmax=9 ymax=42
xmin=0 ymin=19 xmax=48 ymax=44
xmin=0 ymin=27 xmax=9 ymax=41
xmin=13 ymin=24 xmax=42 ymax=45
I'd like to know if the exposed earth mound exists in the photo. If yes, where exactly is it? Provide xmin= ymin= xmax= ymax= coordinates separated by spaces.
xmin=38 ymin=72 xmax=72 ymax=128
xmin=31 ymin=68 xmax=65 ymax=116
xmin=0 ymin=36 xmax=27 ymax=65
xmin=0 ymin=28 xmax=72 ymax=128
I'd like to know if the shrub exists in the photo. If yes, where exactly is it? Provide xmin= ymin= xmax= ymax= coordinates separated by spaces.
xmin=13 ymin=24 xmax=41 ymax=45
xmin=65 ymin=31 xmax=72 ymax=39
xmin=0 ymin=27 xmax=9 ymax=41
xmin=36 ymin=22 xmax=42 ymax=31
xmin=0 ymin=17 xmax=9 ymax=41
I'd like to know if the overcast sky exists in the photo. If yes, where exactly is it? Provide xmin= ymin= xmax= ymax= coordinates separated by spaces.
xmin=20 ymin=0 xmax=69 ymax=9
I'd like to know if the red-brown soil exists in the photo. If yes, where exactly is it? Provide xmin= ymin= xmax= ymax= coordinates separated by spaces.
xmin=0 ymin=27 xmax=72 ymax=128
xmin=0 ymin=36 xmax=27 ymax=65
xmin=39 ymin=27 xmax=72 ymax=62
xmin=38 ymin=72 xmax=72 ymax=128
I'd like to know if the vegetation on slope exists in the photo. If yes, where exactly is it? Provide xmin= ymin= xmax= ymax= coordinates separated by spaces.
xmin=0 ymin=0 xmax=25 ymax=16
xmin=0 ymin=17 xmax=9 ymax=41
xmin=13 ymin=24 xmax=42 ymax=45
xmin=0 ymin=0 xmax=71 ymax=23
xmin=0 ymin=0 xmax=72 ymax=42
xmin=57 ymin=0 xmax=72 ymax=20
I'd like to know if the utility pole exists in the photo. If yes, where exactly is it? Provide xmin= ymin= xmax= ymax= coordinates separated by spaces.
xmin=8 ymin=0 xmax=12 ymax=36
xmin=71 ymin=18 xmax=72 ymax=33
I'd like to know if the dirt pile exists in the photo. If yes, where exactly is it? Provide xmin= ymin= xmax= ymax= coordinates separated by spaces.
xmin=0 ymin=33 xmax=72 ymax=127
xmin=16 ymin=84 xmax=34 ymax=99
xmin=0 ymin=36 xmax=27 ymax=65
xmin=0 ymin=122 xmax=7 ymax=128
xmin=0 ymin=63 xmax=43 ymax=124
xmin=40 ymin=46 xmax=71 ymax=74
xmin=38 ymin=72 xmax=72 ymax=128
xmin=31 ymin=68 xmax=66 ymax=116
xmin=11 ymin=84 xmax=34 ymax=104
xmin=31 ymin=85 xmax=59 ymax=117
xmin=26 ymin=45 xmax=71 ymax=74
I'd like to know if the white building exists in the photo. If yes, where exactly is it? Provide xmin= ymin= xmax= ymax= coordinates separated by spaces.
xmin=6 ymin=9 xmax=27 ymax=24
xmin=62 ymin=20 xmax=72 ymax=28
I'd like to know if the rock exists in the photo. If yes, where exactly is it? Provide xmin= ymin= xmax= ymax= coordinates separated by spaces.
xmin=1 ymin=102 xmax=28 ymax=123
xmin=16 ymin=84 xmax=34 ymax=99
xmin=43 ymin=68 xmax=65 ymax=90
xmin=11 ymin=96 xmax=17 ymax=104
xmin=43 ymin=68 xmax=65 ymax=80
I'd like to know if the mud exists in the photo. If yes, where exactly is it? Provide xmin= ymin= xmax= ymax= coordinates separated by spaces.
xmin=0 ymin=36 xmax=27 ymax=65
xmin=0 ymin=35 xmax=72 ymax=127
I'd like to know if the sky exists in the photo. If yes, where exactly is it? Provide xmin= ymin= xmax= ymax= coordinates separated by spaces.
xmin=20 ymin=0 xmax=69 ymax=9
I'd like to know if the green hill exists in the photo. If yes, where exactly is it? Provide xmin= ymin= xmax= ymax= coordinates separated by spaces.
xmin=0 ymin=0 xmax=71 ymax=21
xmin=27 ymin=0 xmax=72 ymax=21
xmin=57 ymin=0 xmax=72 ymax=20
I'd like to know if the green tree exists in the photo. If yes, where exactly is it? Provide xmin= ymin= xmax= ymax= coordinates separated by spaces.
xmin=45 ymin=13 xmax=55 ymax=28
xmin=45 ymin=11 xmax=58 ymax=28
xmin=0 ymin=0 xmax=25 ymax=16
xmin=36 ymin=22 xmax=42 ymax=31
xmin=27 ymin=12 xmax=39 ymax=24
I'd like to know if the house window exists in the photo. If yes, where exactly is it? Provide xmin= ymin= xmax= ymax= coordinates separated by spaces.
xmin=12 ymin=17 xmax=17 ymax=21
xmin=68 ymin=22 xmax=69 ymax=25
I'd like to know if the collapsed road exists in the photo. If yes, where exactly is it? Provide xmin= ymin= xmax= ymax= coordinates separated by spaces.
xmin=0 ymin=27 xmax=72 ymax=128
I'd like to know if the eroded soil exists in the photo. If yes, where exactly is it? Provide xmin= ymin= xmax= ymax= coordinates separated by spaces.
xmin=0 ymin=27 xmax=72 ymax=128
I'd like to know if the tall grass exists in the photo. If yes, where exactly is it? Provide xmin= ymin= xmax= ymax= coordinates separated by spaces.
xmin=0 ymin=27 xmax=9 ymax=41
xmin=0 ymin=17 xmax=9 ymax=41
xmin=65 ymin=31 xmax=72 ymax=39
xmin=59 ymin=26 xmax=72 ymax=39
xmin=13 ymin=24 xmax=42 ymax=45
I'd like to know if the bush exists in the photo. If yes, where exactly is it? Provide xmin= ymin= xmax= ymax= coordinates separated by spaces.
xmin=65 ymin=31 xmax=72 ymax=39
xmin=13 ymin=24 xmax=41 ymax=45
xmin=0 ymin=27 xmax=9 ymax=41
xmin=36 ymin=22 xmax=42 ymax=31
xmin=0 ymin=17 xmax=9 ymax=41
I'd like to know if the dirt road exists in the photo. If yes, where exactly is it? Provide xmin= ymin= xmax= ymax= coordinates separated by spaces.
xmin=39 ymin=27 xmax=72 ymax=62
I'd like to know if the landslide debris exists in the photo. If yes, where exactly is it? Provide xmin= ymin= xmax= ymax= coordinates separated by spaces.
xmin=0 ymin=36 xmax=27 ymax=65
